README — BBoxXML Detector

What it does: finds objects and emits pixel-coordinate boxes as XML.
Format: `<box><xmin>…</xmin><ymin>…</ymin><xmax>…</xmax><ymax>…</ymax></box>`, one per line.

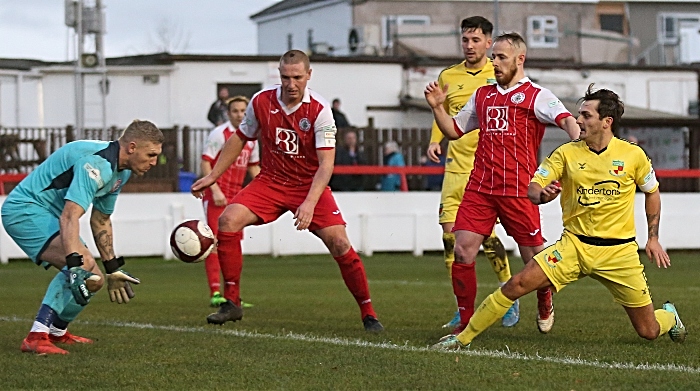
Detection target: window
<box><xmin>527</xmin><ymin>16</ymin><xmax>559</xmax><ymax>48</ymax></box>
<box><xmin>600</xmin><ymin>14</ymin><xmax>624</xmax><ymax>34</ymax></box>
<box><xmin>381</xmin><ymin>15</ymin><xmax>430</xmax><ymax>49</ymax></box>
<box><xmin>658</xmin><ymin>13</ymin><xmax>700</xmax><ymax>44</ymax></box>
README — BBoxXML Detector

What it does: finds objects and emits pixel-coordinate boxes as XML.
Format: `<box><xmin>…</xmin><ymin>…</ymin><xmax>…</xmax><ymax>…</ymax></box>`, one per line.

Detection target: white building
<box><xmin>0</xmin><ymin>54</ymin><xmax>697</xmax><ymax>130</ymax></box>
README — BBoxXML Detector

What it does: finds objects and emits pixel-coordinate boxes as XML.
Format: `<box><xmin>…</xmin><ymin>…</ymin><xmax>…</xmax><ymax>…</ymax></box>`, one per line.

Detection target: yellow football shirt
<box><xmin>430</xmin><ymin>60</ymin><xmax>496</xmax><ymax>174</ymax></box>
<box><xmin>532</xmin><ymin>137</ymin><xmax>659</xmax><ymax>239</ymax></box>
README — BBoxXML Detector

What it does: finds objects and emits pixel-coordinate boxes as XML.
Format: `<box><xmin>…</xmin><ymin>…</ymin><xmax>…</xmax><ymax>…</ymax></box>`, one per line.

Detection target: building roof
<box><xmin>0</xmin><ymin>58</ymin><xmax>55</xmax><ymax>71</ymax></box>
<box><xmin>250</xmin><ymin>0</ymin><xmax>324</xmax><ymax>20</ymax></box>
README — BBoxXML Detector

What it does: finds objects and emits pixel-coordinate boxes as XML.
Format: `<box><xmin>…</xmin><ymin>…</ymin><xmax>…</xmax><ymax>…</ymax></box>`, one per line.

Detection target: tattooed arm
<box><xmin>644</xmin><ymin>190</ymin><xmax>670</xmax><ymax>268</ymax></box>
<box><xmin>90</xmin><ymin>208</ymin><xmax>116</xmax><ymax>261</ymax></box>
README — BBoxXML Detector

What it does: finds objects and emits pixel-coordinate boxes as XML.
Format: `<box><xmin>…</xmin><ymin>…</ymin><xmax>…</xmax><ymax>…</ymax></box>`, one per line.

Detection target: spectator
<box><xmin>330</xmin><ymin>129</ymin><xmax>367</xmax><ymax>191</ymax></box>
<box><xmin>331</xmin><ymin>98</ymin><xmax>351</xmax><ymax>128</ymax></box>
<box><xmin>207</xmin><ymin>87</ymin><xmax>230</xmax><ymax>127</ymax></box>
<box><xmin>421</xmin><ymin>154</ymin><xmax>445</xmax><ymax>191</ymax></box>
<box><xmin>380</xmin><ymin>140</ymin><xmax>405</xmax><ymax>191</ymax></box>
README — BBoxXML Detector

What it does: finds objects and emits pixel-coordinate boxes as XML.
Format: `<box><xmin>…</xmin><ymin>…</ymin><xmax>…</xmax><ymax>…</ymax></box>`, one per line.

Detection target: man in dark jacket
<box><xmin>330</xmin><ymin>129</ymin><xmax>366</xmax><ymax>191</ymax></box>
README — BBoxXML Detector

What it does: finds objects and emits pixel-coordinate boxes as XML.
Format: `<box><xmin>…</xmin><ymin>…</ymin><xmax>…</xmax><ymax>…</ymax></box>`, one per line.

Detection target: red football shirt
<box><xmin>453</xmin><ymin>78</ymin><xmax>572</xmax><ymax>197</ymax></box>
<box><xmin>238</xmin><ymin>86</ymin><xmax>336</xmax><ymax>187</ymax></box>
<box><xmin>201</xmin><ymin>121</ymin><xmax>259</xmax><ymax>203</ymax></box>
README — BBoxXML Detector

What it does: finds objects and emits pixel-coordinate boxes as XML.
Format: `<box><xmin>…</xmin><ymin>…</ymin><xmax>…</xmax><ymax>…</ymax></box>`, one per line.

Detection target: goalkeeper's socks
<box><xmin>333</xmin><ymin>247</ymin><xmax>376</xmax><ymax>319</ymax></box>
<box><xmin>29</xmin><ymin>304</ymin><xmax>55</xmax><ymax>333</ymax></box>
<box><xmin>204</xmin><ymin>252</ymin><xmax>222</xmax><ymax>296</ymax></box>
<box><xmin>49</xmin><ymin>317</ymin><xmax>69</xmax><ymax>337</ymax></box>
<box><xmin>451</xmin><ymin>262</ymin><xmax>477</xmax><ymax>325</ymax></box>
<box><xmin>218</xmin><ymin>231</ymin><xmax>244</xmax><ymax>306</ymax></box>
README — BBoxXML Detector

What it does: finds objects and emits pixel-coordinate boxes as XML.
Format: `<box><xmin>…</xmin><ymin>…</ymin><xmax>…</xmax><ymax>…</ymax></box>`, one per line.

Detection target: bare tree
<box><xmin>149</xmin><ymin>17</ymin><xmax>191</xmax><ymax>53</ymax></box>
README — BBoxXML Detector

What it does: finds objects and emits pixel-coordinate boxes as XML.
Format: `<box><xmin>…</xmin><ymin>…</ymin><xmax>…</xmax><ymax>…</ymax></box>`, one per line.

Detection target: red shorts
<box><xmin>203</xmin><ymin>201</ymin><xmax>226</xmax><ymax>235</ymax></box>
<box><xmin>454</xmin><ymin>190</ymin><xmax>543</xmax><ymax>246</ymax></box>
<box><xmin>232</xmin><ymin>177</ymin><xmax>346</xmax><ymax>231</ymax></box>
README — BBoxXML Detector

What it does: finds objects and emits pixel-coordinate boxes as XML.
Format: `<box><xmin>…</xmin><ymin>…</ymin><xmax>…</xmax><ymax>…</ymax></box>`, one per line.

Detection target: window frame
<box><xmin>527</xmin><ymin>15</ymin><xmax>559</xmax><ymax>49</ymax></box>
<box><xmin>381</xmin><ymin>15</ymin><xmax>431</xmax><ymax>49</ymax></box>
<box><xmin>657</xmin><ymin>13</ymin><xmax>700</xmax><ymax>45</ymax></box>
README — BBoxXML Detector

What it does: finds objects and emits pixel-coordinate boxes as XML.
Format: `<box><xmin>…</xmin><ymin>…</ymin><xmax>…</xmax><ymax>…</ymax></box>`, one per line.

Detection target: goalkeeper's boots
<box><xmin>442</xmin><ymin>310</ymin><xmax>461</xmax><ymax>329</ymax></box>
<box><xmin>431</xmin><ymin>334</ymin><xmax>469</xmax><ymax>350</ymax></box>
<box><xmin>206</xmin><ymin>299</ymin><xmax>243</xmax><ymax>325</ymax></box>
<box><xmin>21</xmin><ymin>332</ymin><xmax>68</xmax><ymax>355</ymax></box>
<box><xmin>536</xmin><ymin>288</ymin><xmax>554</xmax><ymax>334</ymax></box>
<box><xmin>49</xmin><ymin>331</ymin><xmax>93</xmax><ymax>345</ymax></box>
<box><xmin>502</xmin><ymin>298</ymin><xmax>520</xmax><ymax>327</ymax></box>
<box><xmin>210</xmin><ymin>291</ymin><xmax>227</xmax><ymax>307</ymax></box>
<box><xmin>663</xmin><ymin>301</ymin><xmax>687</xmax><ymax>343</ymax></box>
<box><xmin>362</xmin><ymin>315</ymin><xmax>384</xmax><ymax>332</ymax></box>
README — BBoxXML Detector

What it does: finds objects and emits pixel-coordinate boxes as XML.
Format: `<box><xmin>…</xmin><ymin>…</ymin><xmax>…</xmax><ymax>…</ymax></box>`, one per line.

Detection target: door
<box><xmin>679</xmin><ymin>22</ymin><xmax>700</xmax><ymax>64</ymax></box>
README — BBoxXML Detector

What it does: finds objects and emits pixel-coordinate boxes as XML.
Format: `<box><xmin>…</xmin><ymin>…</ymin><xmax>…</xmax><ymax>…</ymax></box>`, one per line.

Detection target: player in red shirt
<box><xmin>425</xmin><ymin>32</ymin><xmax>580</xmax><ymax>336</ymax></box>
<box><xmin>200</xmin><ymin>96</ymin><xmax>260</xmax><ymax>309</ymax></box>
<box><xmin>192</xmin><ymin>50</ymin><xmax>383</xmax><ymax>332</ymax></box>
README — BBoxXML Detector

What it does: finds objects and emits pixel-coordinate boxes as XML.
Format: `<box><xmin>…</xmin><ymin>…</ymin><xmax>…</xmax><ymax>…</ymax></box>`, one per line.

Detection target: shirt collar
<box><xmin>497</xmin><ymin>77</ymin><xmax>530</xmax><ymax>93</ymax></box>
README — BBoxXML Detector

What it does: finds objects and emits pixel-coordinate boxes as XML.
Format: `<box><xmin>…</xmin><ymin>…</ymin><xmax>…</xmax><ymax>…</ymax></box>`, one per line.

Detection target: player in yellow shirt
<box><xmin>434</xmin><ymin>85</ymin><xmax>686</xmax><ymax>349</ymax></box>
<box><xmin>427</xmin><ymin>16</ymin><xmax>519</xmax><ymax>331</ymax></box>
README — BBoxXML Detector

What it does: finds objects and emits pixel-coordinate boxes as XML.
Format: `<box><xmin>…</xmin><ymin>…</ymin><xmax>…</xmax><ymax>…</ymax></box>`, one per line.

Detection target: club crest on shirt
<box><xmin>299</xmin><ymin>117</ymin><xmax>311</xmax><ymax>132</ymax></box>
<box><xmin>545</xmin><ymin>250</ymin><xmax>562</xmax><ymax>268</ymax></box>
<box><xmin>110</xmin><ymin>179</ymin><xmax>123</xmax><ymax>193</ymax></box>
<box><xmin>510</xmin><ymin>92</ymin><xmax>525</xmax><ymax>104</ymax></box>
<box><xmin>609</xmin><ymin>160</ymin><xmax>625</xmax><ymax>176</ymax></box>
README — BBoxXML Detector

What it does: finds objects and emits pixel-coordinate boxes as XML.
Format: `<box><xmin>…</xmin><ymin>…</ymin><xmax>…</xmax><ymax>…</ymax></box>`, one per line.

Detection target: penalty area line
<box><xmin>1</xmin><ymin>315</ymin><xmax>697</xmax><ymax>374</ymax></box>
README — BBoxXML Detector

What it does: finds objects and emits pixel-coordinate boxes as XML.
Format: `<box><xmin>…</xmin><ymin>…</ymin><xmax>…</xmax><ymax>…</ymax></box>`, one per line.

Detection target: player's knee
<box><xmin>325</xmin><ymin>235</ymin><xmax>351</xmax><ymax>256</ymax></box>
<box><xmin>218</xmin><ymin>211</ymin><xmax>239</xmax><ymax>232</ymax></box>
<box><xmin>454</xmin><ymin>245</ymin><xmax>475</xmax><ymax>265</ymax></box>
<box><xmin>501</xmin><ymin>274</ymin><xmax>528</xmax><ymax>299</ymax></box>
<box><xmin>635</xmin><ymin>324</ymin><xmax>660</xmax><ymax>340</ymax></box>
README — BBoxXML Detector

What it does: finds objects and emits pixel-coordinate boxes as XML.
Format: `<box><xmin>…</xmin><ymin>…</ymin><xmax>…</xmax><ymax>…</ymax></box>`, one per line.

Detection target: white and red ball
<box><xmin>170</xmin><ymin>220</ymin><xmax>215</xmax><ymax>263</ymax></box>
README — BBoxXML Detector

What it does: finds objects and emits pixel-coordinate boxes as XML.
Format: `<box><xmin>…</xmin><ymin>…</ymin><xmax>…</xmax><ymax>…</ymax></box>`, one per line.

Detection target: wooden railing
<box><xmin>0</xmin><ymin>125</ymin><xmax>180</xmax><ymax>193</ymax></box>
<box><xmin>2</xmin><ymin>124</ymin><xmax>699</xmax><ymax>193</ymax></box>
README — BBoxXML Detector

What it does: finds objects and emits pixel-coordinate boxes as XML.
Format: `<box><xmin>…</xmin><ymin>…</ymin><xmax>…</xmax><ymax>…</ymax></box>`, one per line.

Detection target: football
<box><xmin>170</xmin><ymin>220</ymin><xmax>215</xmax><ymax>263</ymax></box>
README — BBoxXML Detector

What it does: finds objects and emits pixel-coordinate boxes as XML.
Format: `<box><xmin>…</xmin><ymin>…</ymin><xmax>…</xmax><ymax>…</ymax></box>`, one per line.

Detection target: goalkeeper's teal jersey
<box><xmin>6</xmin><ymin>140</ymin><xmax>131</xmax><ymax>217</ymax></box>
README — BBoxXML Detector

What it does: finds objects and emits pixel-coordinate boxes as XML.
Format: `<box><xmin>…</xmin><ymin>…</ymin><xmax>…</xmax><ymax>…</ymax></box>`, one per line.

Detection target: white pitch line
<box><xmin>2</xmin><ymin>315</ymin><xmax>698</xmax><ymax>374</ymax></box>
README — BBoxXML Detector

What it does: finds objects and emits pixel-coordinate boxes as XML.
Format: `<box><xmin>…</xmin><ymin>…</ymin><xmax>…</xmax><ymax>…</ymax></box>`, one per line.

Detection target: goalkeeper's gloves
<box><xmin>66</xmin><ymin>253</ymin><xmax>96</xmax><ymax>306</ymax></box>
<box><xmin>104</xmin><ymin>256</ymin><xmax>140</xmax><ymax>304</ymax></box>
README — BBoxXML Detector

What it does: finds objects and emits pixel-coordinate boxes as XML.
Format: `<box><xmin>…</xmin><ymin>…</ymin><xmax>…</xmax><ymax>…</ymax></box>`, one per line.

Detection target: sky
<box><xmin>0</xmin><ymin>0</ymin><xmax>281</xmax><ymax>61</ymax></box>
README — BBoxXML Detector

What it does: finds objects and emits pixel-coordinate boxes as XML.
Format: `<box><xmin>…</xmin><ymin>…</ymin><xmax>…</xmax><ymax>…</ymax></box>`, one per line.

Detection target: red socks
<box><xmin>333</xmin><ymin>248</ymin><xmax>376</xmax><ymax>319</ymax></box>
<box><xmin>217</xmin><ymin>231</ymin><xmax>244</xmax><ymax>306</ymax></box>
<box><xmin>452</xmin><ymin>262</ymin><xmax>477</xmax><ymax>325</ymax></box>
<box><xmin>204</xmin><ymin>252</ymin><xmax>221</xmax><ymax>296</ymax></box>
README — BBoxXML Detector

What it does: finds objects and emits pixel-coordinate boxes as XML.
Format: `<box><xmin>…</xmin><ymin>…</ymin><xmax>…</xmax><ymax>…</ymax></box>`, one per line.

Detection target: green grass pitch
<box><xmin>0</xmin><ymin>251</ymin><xmax>698</xmax><ymax>390</ymax></box>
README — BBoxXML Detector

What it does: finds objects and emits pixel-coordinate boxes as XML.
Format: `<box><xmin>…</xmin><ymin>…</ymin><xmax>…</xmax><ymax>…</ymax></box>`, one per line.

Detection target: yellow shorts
<box><xmin>439</xmin><ymin>171</ymin><xmax>469</xmax><ymax>224</ymax></box>
<box><xmin>533</xmin><ymin>230</ymin><xmax>652</xmax><ymax>308</ymax></box>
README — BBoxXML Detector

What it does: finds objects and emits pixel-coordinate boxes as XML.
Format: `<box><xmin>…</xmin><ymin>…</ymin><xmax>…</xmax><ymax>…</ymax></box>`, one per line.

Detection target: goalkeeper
<box><xmin>1</xmin><ymin>120</ymin><xmax>163</xmax><ymax>355</ymax></box>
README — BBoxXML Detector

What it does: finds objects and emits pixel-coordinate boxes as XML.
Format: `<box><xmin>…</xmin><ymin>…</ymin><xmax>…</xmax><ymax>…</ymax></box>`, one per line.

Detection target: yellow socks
<box><xmin>483</xmin><ymin>232</ymin><xmax>511</xmax><ymax>283</ymax></box>
<box><xmin>443</xmin><ymin>232</ymin><xmax>456</xmax><ymax>279</ymax></box>
<box><xmin>654</xmin><ymin>308</ymin><xmax>676</xmax><ymax>337</ymax></box>
<box><xmin>457</xmin><ymin>287</ymin><xmax>514</xmax><ymax>346</ymax></box>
